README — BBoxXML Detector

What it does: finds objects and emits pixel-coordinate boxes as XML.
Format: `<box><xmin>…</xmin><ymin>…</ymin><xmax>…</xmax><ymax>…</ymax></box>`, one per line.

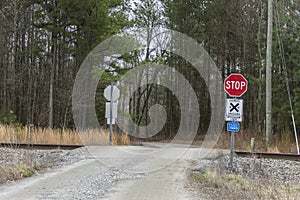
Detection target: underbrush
<box><xmin>0</xmin><ymin>163</ymin><xmax>35</xmax><ymax>183</ymax></box>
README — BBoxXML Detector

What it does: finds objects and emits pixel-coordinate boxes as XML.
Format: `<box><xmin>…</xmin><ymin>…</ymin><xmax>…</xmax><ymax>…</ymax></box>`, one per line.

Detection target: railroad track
<box><xmin>0</xmin><ymin>143</ymin><xmax>84</xmax><ymax>150</ymax></box>
<box><xmin>1</xmin><ymin>142</ymin><xmax>299</xmax><ymax>162</ymax></box>
<box><xmin>235</xmin><ymin>150</ymin><xmax>300</xmax><ymax>162</ymax></box>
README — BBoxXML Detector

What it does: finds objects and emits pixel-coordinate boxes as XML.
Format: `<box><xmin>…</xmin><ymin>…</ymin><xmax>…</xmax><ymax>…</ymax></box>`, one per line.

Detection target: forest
<box><xmin>1</xmin><ymin>0</ymin><xmax>300</xmax><ymax>147</ymax></box>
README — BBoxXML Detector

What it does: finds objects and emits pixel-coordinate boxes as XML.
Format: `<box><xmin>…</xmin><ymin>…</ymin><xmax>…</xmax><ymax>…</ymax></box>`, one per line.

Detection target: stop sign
<box><xmin>224</xmin><ymin>73</ymin><xmax>248</xmax><ymax>97</ymax></box>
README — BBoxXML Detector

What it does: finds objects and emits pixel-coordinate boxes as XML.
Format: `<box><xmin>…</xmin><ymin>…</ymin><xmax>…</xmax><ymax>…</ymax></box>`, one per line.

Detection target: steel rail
<box><xmin>1</xmin><ymin>143</ymin><xmax>300</xmax><ymax>162</ymax></box>
<box><xmin>0</xmin><ymin>143</ymin><xmax>84</xmax><ymax>150</ymax></box>
<box><xmin>235</xmin><ymin>150</ymin><xmax>300</xmax><ymax>162</ymax></box>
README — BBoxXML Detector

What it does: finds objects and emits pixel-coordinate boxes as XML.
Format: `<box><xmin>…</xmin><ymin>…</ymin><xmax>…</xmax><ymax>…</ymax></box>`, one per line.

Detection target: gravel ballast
<box><xmin>0</xmin><ymin>147</ymin><xmax>86</xmax><ymax>184</ymax></box>
<box><xmin>190</xmin><ymin>155</ymin><xmax>300</xmax><ymax>199</ymax></box>
<box><xmin>197</xmin><ymin>155</ymin><xmax>300</xmax><ymax>186</ymax></box>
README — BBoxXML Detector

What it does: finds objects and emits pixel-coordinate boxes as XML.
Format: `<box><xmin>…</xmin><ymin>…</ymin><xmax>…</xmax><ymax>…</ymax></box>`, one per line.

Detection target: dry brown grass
<box><xmin>267</xmin><ymin>146</ymin><xmax>280</xmax><ymax>153</ymax></box>
<box><xmin>0</xmin><ymin>124</ymin><xmax>130</xmax><ymax>145</ymax></box>
<box><xmin>0</xmin><ymin>125</ymin><xmax>130</xmax><ymax>184</ymax></box>
<box><xmin>213</xmin><ymin>130</ymin><xmax>299</xmax><ymax>153</ymax></box>
<box><xmin>0</xmin><ymin>163</ymin><xmax>35</xmax><ymax>183</ymax></box>
<box><xmin>190</xmin><ymin>170</ymin><xmax>300</xmax><ymax>200</ymax></box>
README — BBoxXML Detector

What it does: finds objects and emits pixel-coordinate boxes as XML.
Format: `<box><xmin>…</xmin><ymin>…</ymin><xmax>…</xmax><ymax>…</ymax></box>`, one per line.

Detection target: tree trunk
<box><xmin>49</xmin><ymin>34</ymin><xmax>57</xmax><ymax>129</ymax></box>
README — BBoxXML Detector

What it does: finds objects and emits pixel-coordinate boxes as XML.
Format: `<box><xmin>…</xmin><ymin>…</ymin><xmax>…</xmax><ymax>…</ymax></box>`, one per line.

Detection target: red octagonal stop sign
<box><xmin>224</xmin><ymin>73</ymin><xmax>248</xmax><ymax>97</ymax></box>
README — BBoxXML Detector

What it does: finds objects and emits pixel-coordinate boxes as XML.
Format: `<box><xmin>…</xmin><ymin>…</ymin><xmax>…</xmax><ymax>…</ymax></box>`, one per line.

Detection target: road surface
<box><xmin>0</xmin><ymin>144</ymin><xmax>225</xmax><ymax>200</ymax></box>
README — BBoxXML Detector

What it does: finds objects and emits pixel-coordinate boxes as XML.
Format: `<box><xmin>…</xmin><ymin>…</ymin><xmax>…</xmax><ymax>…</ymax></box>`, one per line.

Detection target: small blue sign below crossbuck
<box><xmin>227</xmin><ymin>121</ymin><xmax>240</xmax><ymax>132</ymax></box>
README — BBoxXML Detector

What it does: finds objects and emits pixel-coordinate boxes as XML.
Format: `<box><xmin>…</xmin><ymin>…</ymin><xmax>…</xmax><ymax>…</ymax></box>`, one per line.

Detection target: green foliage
<box><xmin>0</xmin><ymin>110</ymin><xmax>17</xmax><ymax>125</ymax></box>
<box><xmin>17</xmin><ymin>165</ymin><xmax>35</xmax><ymax>178</ymax></box>
<box><xmin>2</xmin><ymin>0</ymin><xmax>300</xmax><ymax>140</ymax></box>
<box><xmin>132</xmin><ymin>0</ymin><xmax>164</xmax><ymax>28</ymax></box>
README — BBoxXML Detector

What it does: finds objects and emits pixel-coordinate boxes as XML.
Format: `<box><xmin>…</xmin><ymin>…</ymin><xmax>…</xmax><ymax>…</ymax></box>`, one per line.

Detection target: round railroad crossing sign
<box><xmin>104</xmin><ymin>85</ymin><xmax>120</xmax><ymax>101</ymax></box>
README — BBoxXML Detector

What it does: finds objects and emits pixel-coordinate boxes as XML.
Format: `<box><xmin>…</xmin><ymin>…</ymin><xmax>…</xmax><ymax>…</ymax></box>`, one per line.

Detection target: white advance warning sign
<box><xmin>225</xmin><ymin>98</ymin><xmax>243</xmax><ymax>122</ymax></box>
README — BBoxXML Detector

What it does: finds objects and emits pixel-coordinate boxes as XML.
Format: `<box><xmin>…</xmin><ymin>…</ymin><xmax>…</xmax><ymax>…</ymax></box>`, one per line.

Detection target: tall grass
<box><xmin>215</xmin><ymin>129</ymin><xmax>299</xmax><ymax>153</ymax></box>
<box><xmin>0</xmin><ymin>124</ymin><xmax>130</xmax><ymax>145</ymax></box>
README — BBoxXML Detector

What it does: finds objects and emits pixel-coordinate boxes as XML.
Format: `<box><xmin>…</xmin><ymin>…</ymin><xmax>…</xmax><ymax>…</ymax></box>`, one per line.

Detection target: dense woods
<box><xmin>1</xmin><ymin>0</ymin><xmax>300</xmax><ymax>144</ymax></box>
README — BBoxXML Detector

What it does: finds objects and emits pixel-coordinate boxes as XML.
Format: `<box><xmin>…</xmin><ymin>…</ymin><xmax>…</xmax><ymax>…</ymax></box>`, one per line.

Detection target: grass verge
<box><xmin>0</xmin><ymin>163</ymin><xmax>35</xmax><ymax>183</ymax></box>
<box><xmin>0</xmin><ymin>148</ymin><xmax>68</xmax><ymax>184</ymax></box>
<box><xmin>190</xmin><ymin>170</ymin><xmax>300</xmax><ymax>199</ymax></box>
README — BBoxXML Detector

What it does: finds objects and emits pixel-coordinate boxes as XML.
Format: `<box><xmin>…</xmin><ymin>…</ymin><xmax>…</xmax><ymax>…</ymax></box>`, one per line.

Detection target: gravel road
<box><xmin>0</xmin><ymin>145</ymin><xmax>221</xmax><ymax>200</ymax></box>
<box><xmin>3</xmin><ymin>144</ymin><xmax>297</xmax><ymax>199</ymax></box>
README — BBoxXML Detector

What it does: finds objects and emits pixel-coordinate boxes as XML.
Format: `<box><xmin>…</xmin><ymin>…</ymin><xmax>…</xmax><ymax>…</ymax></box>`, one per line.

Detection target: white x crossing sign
<box><xmin>225</xmin><ymin>98</ymin><xmax>243</xmax><ymax>122</ymax></box>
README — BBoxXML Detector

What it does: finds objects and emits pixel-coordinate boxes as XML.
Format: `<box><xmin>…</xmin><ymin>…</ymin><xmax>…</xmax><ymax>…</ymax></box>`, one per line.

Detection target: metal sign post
<box><xmin>229</xmin><ymin>131</ymin><xmax>235</xmax><ymax>170</ymax></box>
<box><xmin>227</xmin><ymin>121</ymin><xmax>239</xmax><ymax>171</ymax></box>
<box><xmin>104</xmin><ymin>85</ymin><xmax>120</xmax><ymax>145</ymax></box>
<box><xmin>224</xmin><ymin>73</ymin><xmax>248</xmax><ymax>172</ymax></box>
<box><xmin>109</xmin><ymin>84</ymin><xmax>113</xmax><ymax>145</ymax></box>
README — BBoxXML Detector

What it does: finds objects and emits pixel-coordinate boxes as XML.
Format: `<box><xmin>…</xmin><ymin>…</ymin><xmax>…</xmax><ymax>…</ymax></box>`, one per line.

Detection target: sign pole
<box><xmin>224</xmin><ymin>73</ymin><xmax>248</xmax><ymax>171</ymax></box>
<box><xmin>104</xmin><ymin>84</ymin><xmax>120</xmax><ymax>145</ymax></box>
<box><xmin>229</xmin><ymin>131</ymin><xmax>235</xmax><ymax>171</ymax></box>
<box><xmin>109</xmin><ymin>84</ymin><xmax>113</xmax><ymax>145</ymax></box>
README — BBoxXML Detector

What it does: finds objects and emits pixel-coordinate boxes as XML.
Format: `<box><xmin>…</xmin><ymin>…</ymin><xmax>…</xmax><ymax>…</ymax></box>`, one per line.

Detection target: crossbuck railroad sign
<box><xmin>225</xmin><ymin>98</ymin><xmax>243</xmax><ymax>122</ymax></box>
